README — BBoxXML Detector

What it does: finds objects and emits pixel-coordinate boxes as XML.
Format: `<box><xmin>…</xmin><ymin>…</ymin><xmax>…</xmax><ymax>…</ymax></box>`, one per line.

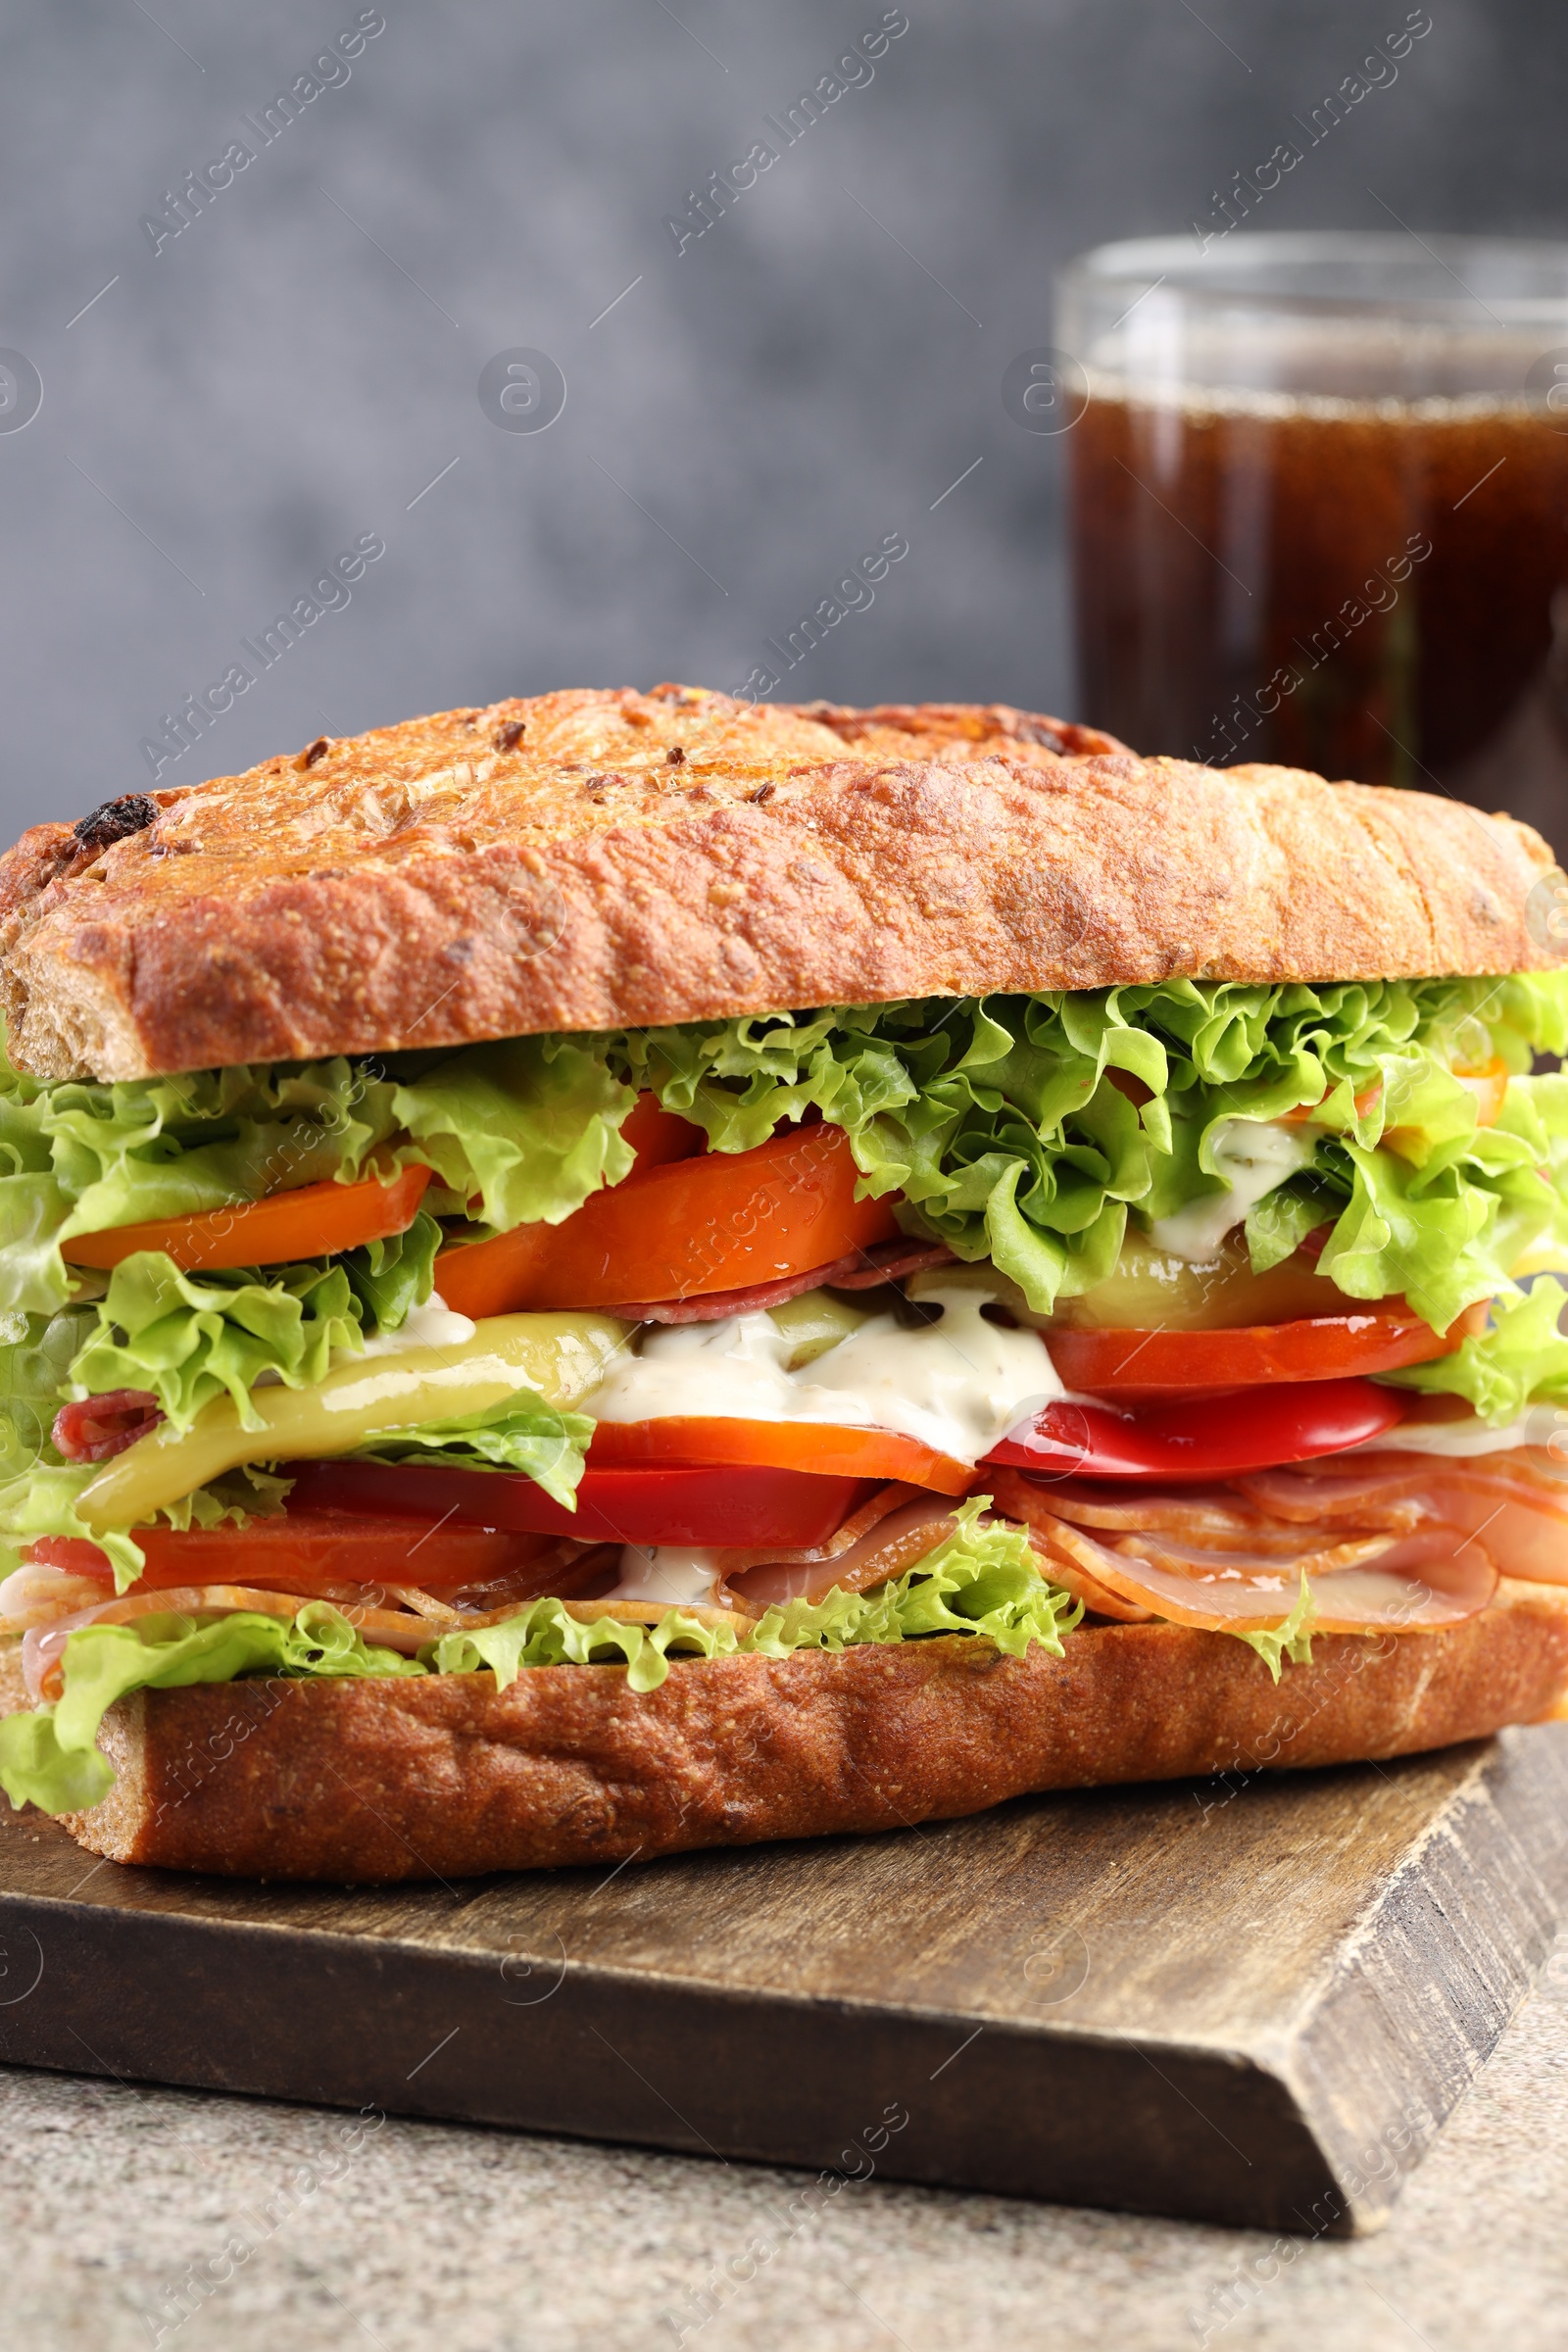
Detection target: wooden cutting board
<box><xmin>2</xmin><ymin>1726</ymin><xmax>1565</xmax><ymax>2234</ymax></box>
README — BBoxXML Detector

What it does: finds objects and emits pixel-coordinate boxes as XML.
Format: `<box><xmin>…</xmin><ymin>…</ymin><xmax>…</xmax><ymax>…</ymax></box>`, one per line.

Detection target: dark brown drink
<box><xmin>1069</xmin><ymin>390</ymin><xmax>1568</xmax><ymax>825</ymax></box>
<box><xmin>1057</xmin><ymin>236</ymin><xmax>1568</xmax><ymax>835</ymax></box>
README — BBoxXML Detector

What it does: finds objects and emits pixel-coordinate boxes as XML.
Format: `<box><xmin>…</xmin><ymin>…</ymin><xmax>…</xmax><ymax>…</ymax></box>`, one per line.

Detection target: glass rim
<box><xmin>1058</xmin><ymin>230</ymin><xmax>1568</xmax><ymax>324</ymax></box>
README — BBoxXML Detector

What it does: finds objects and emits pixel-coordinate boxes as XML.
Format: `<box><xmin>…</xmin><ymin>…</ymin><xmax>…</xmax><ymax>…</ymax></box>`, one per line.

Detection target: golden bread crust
<box><xmin>0</xmin><ymin>686</ymin><xmax>1553</xmax><ymax>1080</ymax></box>
<box><xmin>45</xmin><ymin>1583</ymin><xmax>1568</xmax><ymax>1881</ymax></box>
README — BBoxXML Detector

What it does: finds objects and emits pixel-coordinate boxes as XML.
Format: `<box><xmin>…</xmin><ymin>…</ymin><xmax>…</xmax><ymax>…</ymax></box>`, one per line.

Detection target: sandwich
<box><xmin>1</xmin><ymin>681</ymin><xmax>1567</xmax><ymax>1885</ymax></box>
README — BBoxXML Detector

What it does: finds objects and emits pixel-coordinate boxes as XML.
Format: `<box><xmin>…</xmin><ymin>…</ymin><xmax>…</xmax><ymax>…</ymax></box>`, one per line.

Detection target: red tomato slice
<box><xmin>985</xmin><ymin>1377</ymin><xmax>1408</xmax><ymax>1483</ymax></box>
<box><xmin>619</xmin><ymin>1091</ymin><xmax>707</xmax><ymax>1173</ymax></box>
<box><xmin>585</xmin><ymin>1415</ymin><xmax>974</xmax><ymax>1496</ymax></box>
<box><xmin>25</xmin><ymin>1510</ymin><xmax>549</xmax><ymax>1593</ymax></box>
<box><xmin>63</xmin><ymin>1163</ymin><xmax>432</xmax><ymax>1273</ymax></box>
<box><xmin>283</xmin><ymin>1458</ymin><xmax>877</xmax><ymax>1548</ymax></box>
<box><xmin>1048</xmin><ymin>1302</ymin><xmax>1483</xmax><ymax>1400</ymax></box>
<box><xmin>435</xmin><ymin>1120</ymin><xmax>901</xmax><ymax>1319</ymax></box>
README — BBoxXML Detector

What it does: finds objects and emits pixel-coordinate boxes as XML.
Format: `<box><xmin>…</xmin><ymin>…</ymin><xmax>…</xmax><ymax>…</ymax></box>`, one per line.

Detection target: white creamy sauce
<box><xmin>348</xmin><ymin>1292</ymin><xmax>478</xmax><ymax>1363</ymax></box>
<box><xmin>1148</xmin><ymin>1119</ymin><xmax>1317</xmax><ymax>1262</ymax></box>
<box><xmin>611</xmin><ymin>1545</ymin><xmax>724</xmax><ymax>1606</ymax></box>
<box><xmin>1348</xmin><ymin>1405</ymin><xmax>1568</xmax><ymax>1457</ymax></box>
<box><xmin>582</xmin><ymin>1286</ymin><xmax>1063</xmax><ymax>1466</ymax></box>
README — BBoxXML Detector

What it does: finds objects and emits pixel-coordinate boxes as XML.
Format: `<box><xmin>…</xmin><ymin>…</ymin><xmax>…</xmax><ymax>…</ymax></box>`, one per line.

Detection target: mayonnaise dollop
<box><xmin>581</xmin><ymin>1286</ymin><xmax>1063</xmax><ymax>1466</ymax></box>
<box><xmin>1149</xmin><ymin>1119</ymin><xmax>1317</xmax><ymax>1262</ymax></box>
<box><xmin>348</xmin><ymin>1293</ymin><xmax>478</xmax><ymax>1364</ymax></box>
<box><xmin>1347</xmin><ymin>1404</ymin><xmax>1568</xmax><ymax>1457</ymax></box>
<box><xmin>611</xmin><ymin>1546</ymin><xmax>724</xmax><ymax>1606</ymax></box>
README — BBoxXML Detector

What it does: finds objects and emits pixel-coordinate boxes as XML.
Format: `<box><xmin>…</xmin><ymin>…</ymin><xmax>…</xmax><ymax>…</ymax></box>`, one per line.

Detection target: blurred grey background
<box><xmin>1</xmin><ymin>0</ymin><xmax>1564</xmax><ymax>837</ymax></box>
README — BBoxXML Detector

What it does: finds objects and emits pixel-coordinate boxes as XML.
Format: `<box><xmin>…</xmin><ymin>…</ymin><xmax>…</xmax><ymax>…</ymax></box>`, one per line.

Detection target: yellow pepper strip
<box><xmin>75</xmin><ymin>1312</ymin><xmax>629</xmax><ymax>1533</ymax></box>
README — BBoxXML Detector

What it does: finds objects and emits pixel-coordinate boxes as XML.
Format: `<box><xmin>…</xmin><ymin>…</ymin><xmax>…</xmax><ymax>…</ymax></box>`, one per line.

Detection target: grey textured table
<box><xmin>3</xmin><ymin>1921</ymin><xmax>1566</xmax><ymax>2351</ymax></box>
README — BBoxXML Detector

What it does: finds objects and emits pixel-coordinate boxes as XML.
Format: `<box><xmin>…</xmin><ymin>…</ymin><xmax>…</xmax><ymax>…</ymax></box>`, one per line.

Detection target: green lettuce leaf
<box><xmin>389</xmin><ymin>1038</ymin><xmax>639</xmax><ymax>1232</ymax></box>
<box><xmin>1303</xmin><ymin>1066</ymin><xmax>1568</xmax><ymax>1332</ymax></box>
<box><xmin>65</xmin><ymin>1253</ymin><xmax>363</xmax><ymax>1435</ymax></box>
<box><xmin>339</xmin><ymin>1208</ymin><xmax>442</xmax><ymax>1332</ymax></box>
<box><xmin>11</xmin><ymin>975</ymin><xmax>1566</xmax><ymax>1338</ymax></box>
<box><xmin>0</xmin><ymin>1051</ymin><xmax>405</xmax><ymax>1316</ymax></box>
<box><xmin>1233</xmin><ymin>1570</ymin><xmax>1318</xmax><ymax>1682</ymax></box>
<box><xmin>741</xmin><ymin>1497</ymin><xmax>1083</xmax><ymax>1664</ymax></box>
<box><xmin>431</xmin><ymin>1498</ymin><xmax>1084</xmax><ymax>1691</ymax></box>
<box><xmin>0</xmin><ymin>1019</ymin><xmax>659</xmax><ymax>1307</ymax></box>
<box><xmin>428</xmin><ymin>1597</ymin><xmax>738</xmax><ymax>1695</ymax></box>
<box><xmin>0</xmin><ymin>1305</ymin><xmax>154</xmax><ymax>1583</ymax></box>
<box><xmin>62</xmin><ymin>1211</ymin><xmax>444</xmax><ymax>1436</ymax></box>
<box><xmin>354</xmin><ymin>1395</ymin><xmax>594</xmax><ymax>1508</ymax></box>
<box><xmin>1385</xmin><ymin>1277</ymin><xmax>1568</xmax><ymax>1424</ymax></box>
<box><xmin>0</xmin><ymin>1604</ymin><xmax>422</xmax><ymax>1813</ymax></box>
<box><xmin>0</xmin><ymin>1460</ymin><xmax>149</xmax><ymax>1587</ymax></box>
<box><xmin>620</xmin><ymin>976</ymin><xmax>1568</xmax><ymax>1319</ymax></box>
<box><xmin>0</xmin><ymin>1306</ymin><xmax>89</xmax><ymax>1481</ymax></box>
<box><xmin>0</xmin><ymin>1288</ymin><xmax>301</xmax><ymax>1587</ymax></box>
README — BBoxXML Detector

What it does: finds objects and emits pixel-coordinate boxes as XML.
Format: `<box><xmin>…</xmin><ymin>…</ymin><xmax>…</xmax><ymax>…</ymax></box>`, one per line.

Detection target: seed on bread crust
<box><xmin>71</xmin><ymin>795</ymin><xmax>158</xmax><ymax>858</ymax></box>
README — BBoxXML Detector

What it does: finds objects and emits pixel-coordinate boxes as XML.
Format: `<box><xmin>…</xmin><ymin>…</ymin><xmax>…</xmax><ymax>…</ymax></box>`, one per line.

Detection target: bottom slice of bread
<box><xmin>29</xmin><ymin>1581</ymin><xmax>1568</xmax><ymax>1880</ymax></box>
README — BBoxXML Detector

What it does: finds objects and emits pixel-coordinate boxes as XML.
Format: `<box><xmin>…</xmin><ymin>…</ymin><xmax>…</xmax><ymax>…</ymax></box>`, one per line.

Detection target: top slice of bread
<box><xmin>0</xmin><ymin>684</ymin><xmax>1555</xmax><ymax>1081</ymax></box>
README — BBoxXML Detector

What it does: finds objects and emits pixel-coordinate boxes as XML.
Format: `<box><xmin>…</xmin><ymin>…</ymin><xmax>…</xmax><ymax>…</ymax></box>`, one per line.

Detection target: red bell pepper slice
<box><xmin>983</xmin><ymin>1377</ymin><xmax>1408</xmax><ymax>1483</ymax></box>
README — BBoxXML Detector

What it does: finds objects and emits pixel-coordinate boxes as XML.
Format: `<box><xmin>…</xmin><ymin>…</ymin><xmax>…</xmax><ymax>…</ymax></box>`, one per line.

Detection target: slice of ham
<box><xmin>1236</xmin><ymin>1450</ymin><xmax>1568</xmax><ymax>1585</ymax></box>
<box><xmin>423</xmin><ymin>1541</ymin><xmax>618</xmax><ymax>1613</ymax></box>
<box><xmin>996</xmin><ymin>1481</ymin><xmax>1280</xmax><ymax>1539</ymax></box>
<box><xmin>1035</xmin><ymin>1507</ymin><xmax>1282</xmax><ymax>1625</ymax></box>
<box><xmin>1021</xmin><ymin>1478</ymin><xmax>1409</xmax><ymax>1553</ymax></box>
<box><xmin>0</xmin><ymin>1564</ymin><xmax>113</xmax><ymax>1631</ymax></box>
<box><xmin>52</xmin><ymin>1389</ymin><xmax>163</xmax><ymax>1463</ymax></box>
<box><xmin>1238</xmin><ymin>1446</ymin><xmax>1568</xmax><ymax>1517</ymax></box>
<box><xmin>721</xmin><ymin>1494</ymin><xmax>958</xmax><ymax>1610</ymax></box>
<box><xmin>1307</xmin><ymin>1532</ymin><xmax>1499</xmax><ymax>1630</ymax></box>
<box><xmin>1019</xmin><ymin>1539</ymin><xmax>1152</xmax><ymax>1623</ymax></box>
<box><xmin>605</xmin><ymin>1238</ymin><xmax>956</xmax><ymax>1323</ymax></box>
<box><xmin>1116</xmin><ymin>1530</ymin><xmax>1398</xmax><ymax>1577</ymax></box>
<box><xmin>1019</xmin><ymin>1509</ymin><xmax>1495</xmax><ymax>1634</ymax></box>
<box><xmin>991</xmin><ymin>1465</ymin><xmax>1500</xmax><ymax>1633</ymax></box>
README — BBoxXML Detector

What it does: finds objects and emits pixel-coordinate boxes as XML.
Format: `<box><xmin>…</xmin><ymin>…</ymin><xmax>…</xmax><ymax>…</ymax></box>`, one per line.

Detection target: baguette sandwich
<box><xmin>2</xmin><ymin>682</ymin><xmax>1568</xmax><ymax>1883</ymax></box>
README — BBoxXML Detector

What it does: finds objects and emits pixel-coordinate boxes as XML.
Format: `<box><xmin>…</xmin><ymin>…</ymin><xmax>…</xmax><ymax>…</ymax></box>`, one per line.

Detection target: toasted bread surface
<box><xmin>0</xmin><ymin>686</ymin><xmax>1553</xmax><ymax>1080</ymax></box>
<box><xmin>24</xmin><ymin>1583</ymin><xmax>1568</xmax><ymax>1881</ymax></box>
